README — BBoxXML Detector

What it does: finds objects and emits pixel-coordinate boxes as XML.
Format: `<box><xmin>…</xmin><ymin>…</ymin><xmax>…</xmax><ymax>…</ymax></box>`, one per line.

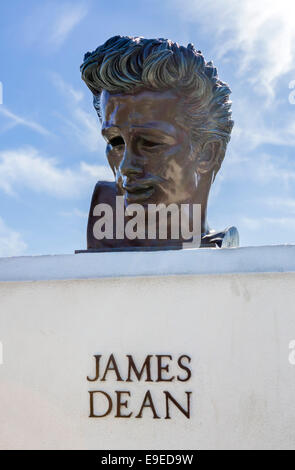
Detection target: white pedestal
<box><xmin>0</xmin><ymin>246</ymin><xmax>295</xmax><ymax>450</ymax></box>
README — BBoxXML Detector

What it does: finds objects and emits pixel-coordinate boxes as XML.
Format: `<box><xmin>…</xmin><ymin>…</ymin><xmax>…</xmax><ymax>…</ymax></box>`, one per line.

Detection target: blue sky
<box><xmin>0</xmin><ymin>0</ymin><xmax>295</xmax><ymax>256</ymax></box>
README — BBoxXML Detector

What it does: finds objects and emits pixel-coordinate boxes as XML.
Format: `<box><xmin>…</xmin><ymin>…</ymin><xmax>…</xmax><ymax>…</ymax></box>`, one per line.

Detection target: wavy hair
<box><xmin>81</xmin><ymin>35</ymin><xmax>234</xmax><ymax>175</ymax></box>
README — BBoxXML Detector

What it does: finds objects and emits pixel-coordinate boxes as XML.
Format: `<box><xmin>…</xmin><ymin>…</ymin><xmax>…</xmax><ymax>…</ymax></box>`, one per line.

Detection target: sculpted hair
<box><xmin>81</xmin><ymin>35</ymin><xmax>234</xmax><ymax>175</ymax></box>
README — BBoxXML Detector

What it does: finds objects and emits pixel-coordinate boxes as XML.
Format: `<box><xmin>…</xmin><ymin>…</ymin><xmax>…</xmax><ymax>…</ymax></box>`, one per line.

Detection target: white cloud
<box><xmin>0</xmin><ymin>217</ymin><xmax>27</xmax><ymax>257</ymax></box>
<box><xmin>59</xmin><ymin>208</ymin><xmax>88</xmax><ymax>218</ymax></box>
<box><xmin>0</xmin><ymin>106</ymin><xmax>51</xmax><ymax>136</ymax></box>
<box><xmin>250</xmin><ymin>154</ymin><xmax>295</xmax><ymax>186</ymax></box>
<box><xmin>220</xmin><ymin>150</ymin><xmax>295</xmax><ymax>192</ymax></box>
<box><xmin>173</xmin><ymin>0</ymin><xmax>295</xmax><ymax>99</ymax></box>
<box><xmin>49</xmin><ymin>4</ymin><xmax>88</xmax><ymax>47</ymax></box>
<box><xmin>51</xmin><ymin>73</ymin><xmax>105</xmax><ymax>153</ymax></box>
<box><xmin>23</xmin><ymin>2</ymin><xmax>88</xmax><ymax>49</ymax></box>
<box><xmin>230</xmin><ymin>99</ymin><xmax>295</xmax><ymax>151</ymax></box>
<box><xmin>0</xmin><ymin>147</ymin><xmax>113</xmax><ymax>199</ymax></box>
<box><xmin>264</xmin><ymin>197</ymin><xmax>295</xmax><ymax>214</ymax></box>
<box><xmin>240</xmin><ymin>217</ymin><xmax>262</xmax><ymax>231</ymax></box>
<box><xmin>56</xmin><ymin>107</ymin><xmax>103</xmax><ymax>152</ymax></box>
<box><xmin>50</xmin><ymin>73</ymin><xmax>84</xmax><ymax>103</ymax></box>
<box><xmin>241</xmin><ymin>216</ymin><xmax>295</xmax><ymax>231</ymax></box>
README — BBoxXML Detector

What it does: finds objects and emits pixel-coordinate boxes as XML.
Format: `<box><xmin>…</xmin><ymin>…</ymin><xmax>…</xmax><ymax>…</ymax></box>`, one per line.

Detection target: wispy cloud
<box><xmin>246</xmin><ymin>154</ymin><xmax>295</xmax><ymax>187</ymax></box>
<box><xmin>264</xmin><ymin>197</ymin><xmax>295</xmax><ymax>215</ymax></box>
<box><xmin>230</xmin><ymin>101</ymin><xmax>295</xmax><ymax>151</ymax></box>
<box><xmin>0</xmin><ymin>217</ymin><xmax>27</xmax><ymax>257</ymax></box>
<box><xmin>173</xmin><ymin>0</ymin><xmax>295</xmax><ymax>99</ymax></box>
<box><xmin>49</xmin><ymin>4</ymin><xmax>88</xmax><ymax>47</ymax></box>
<box><xmin>50</xmin><ymin>72</ymin><xmax>84</xmax><ymax>103</ymax></box>
<box><xmin>0</xmin><ymin>147</ymin><xmax>113</xmax><ymax>198</ymax></box>
<box><xmin>0</xmin><ymin>106</ymin><xmax>51</xmax><ymax>136</ymax></box>
<box><xmin>23</xmin><ymin>1</ymin><xmax>88</xmax><ymax>50</ymax></box>
<box><xmin>221</xmin><ymin>151</ymin><xmax>295</xmax><ymax>189</ymax></box>
<box><xmin>59</xmin><ymin>208</ymin><xmax>88</xmax><ymax>218</ymax></box>
<box><xmin>241</xmin><ymin>216</ymin><xmax>295</xmax><ymax>232</ymax></box>
<box><xmin>56</xmin><ymin>108</ymin><xmax>103</xmax><ymax>152</ymax></box>
<box><xmin>51</xmin><ymin>73</ymin><xmax>105</xmax><ymax>153</ymax></box>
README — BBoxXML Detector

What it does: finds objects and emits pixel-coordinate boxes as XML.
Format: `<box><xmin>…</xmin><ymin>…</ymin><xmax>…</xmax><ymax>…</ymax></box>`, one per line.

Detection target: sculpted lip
<box><xmin>123</xmin><ymin>183</ymin><xmax>155</xmax><ymax>202</ymax></box>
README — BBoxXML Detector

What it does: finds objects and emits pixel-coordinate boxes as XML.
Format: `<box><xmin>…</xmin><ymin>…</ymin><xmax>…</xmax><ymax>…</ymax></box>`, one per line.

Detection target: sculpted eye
<box><xmin>140</xmin><ymin>138</ymin><xmax>161</xmax><ymax>148</ymax></box>
<box><xmin>109</xmin><ymin>136</ymin><xmax>125</xmax><ymax>147</ymax></box>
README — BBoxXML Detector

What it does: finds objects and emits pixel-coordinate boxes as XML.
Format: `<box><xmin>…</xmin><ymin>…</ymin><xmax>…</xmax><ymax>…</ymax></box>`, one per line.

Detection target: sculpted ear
<box><xmin>195</xmin><ymin>141</ymin><xmax>223</xmax><ymax>175</ymax></box>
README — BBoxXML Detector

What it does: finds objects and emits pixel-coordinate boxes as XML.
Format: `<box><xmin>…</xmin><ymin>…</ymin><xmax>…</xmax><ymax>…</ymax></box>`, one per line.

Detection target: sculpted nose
<box><xmin>119</xmin><ymin>147</ymin><xmax>143</xmax><ymax>177</ymax></box>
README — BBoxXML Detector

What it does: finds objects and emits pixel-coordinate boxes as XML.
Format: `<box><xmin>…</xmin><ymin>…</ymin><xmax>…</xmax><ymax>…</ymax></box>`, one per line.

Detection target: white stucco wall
<box><xmin>0</xmin><ymin>244</ymin><xmax>295</xmax><ymax>282</ymax></box>
<box><xmin>0</xmin><ymin>246</ymin><xmax>295</xmax><ymax>450</ymax></box>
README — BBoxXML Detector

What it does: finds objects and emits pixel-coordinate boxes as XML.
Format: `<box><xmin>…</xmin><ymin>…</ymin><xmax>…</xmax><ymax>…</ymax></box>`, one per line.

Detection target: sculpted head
<box><xmin>81</xmin><ymin>35</ymin><xmax>233</xmax><ymax>234</ymax></box>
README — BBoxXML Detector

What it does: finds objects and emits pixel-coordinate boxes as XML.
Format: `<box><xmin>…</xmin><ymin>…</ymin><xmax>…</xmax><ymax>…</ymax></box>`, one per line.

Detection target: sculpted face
<box><xmin>100</xmin><ymin>89</ymin><xmax>198</xmax><ymax>207</ymax></box>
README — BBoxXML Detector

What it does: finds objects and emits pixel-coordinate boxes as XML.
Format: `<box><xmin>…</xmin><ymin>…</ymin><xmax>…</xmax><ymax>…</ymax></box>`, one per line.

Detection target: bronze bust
<box><xmin>80</xmin><ymin>36</ymin><xmax>239</xmax><ymax>251</ymax></box>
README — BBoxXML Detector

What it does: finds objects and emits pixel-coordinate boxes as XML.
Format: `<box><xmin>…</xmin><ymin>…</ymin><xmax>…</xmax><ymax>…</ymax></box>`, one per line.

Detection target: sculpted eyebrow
<box><xmin>132</xmin><ymin>122</ymin><xmax>175</xmax><ymax>133</ymax></box>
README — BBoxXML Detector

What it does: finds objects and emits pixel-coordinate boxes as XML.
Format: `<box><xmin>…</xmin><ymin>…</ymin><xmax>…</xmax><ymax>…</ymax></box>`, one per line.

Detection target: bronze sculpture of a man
<box><xmin>80</xmin><ymin>35</ymin><xmax>239</xmax><ymax>250</ymax></box>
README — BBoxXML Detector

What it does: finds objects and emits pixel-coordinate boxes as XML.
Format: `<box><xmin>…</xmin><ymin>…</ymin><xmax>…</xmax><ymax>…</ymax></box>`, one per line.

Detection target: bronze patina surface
<box><xmin>80</xmin><ymin>36</ymin><xmax>239</xmax><ymax>250</ymax></box>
